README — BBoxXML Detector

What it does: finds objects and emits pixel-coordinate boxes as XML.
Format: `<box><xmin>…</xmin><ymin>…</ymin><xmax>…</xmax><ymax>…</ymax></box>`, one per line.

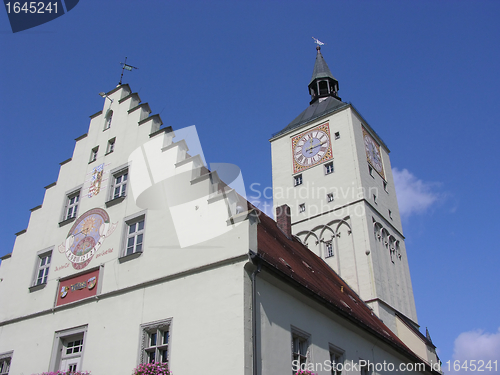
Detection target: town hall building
<box><xmin>0</xmin><ymin>47</ymin><xmax>440</xmax><ymax>375</ymax></box>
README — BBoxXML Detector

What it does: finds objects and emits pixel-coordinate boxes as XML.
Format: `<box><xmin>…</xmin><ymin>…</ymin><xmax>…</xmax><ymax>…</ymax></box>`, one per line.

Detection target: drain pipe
<box><xmin>250</xmin><ymin>251</ymin><xmax>262</xmax><ymax>375</ymax></box>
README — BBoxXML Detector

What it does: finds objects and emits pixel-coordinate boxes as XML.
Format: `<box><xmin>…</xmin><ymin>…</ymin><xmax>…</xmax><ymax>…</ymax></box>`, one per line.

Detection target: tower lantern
<box><xmin>308</xmin><ymin>45</ymin><xmax>340</xmax><ymax>103</ymax></box>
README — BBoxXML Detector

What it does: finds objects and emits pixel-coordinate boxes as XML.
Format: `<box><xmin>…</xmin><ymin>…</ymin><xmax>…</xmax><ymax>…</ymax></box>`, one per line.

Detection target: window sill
<box><xmin>59</xmin><ymin>217</ymin><xmax>76</xmax><ymax>227</ymax></box>
<box><xmin>29</xmin><ymin>283</ymin><xmax>47</xmax><ymax>292</ymax></box>
<box><xmin>105</xmin><ymin>196</ymin><xmax>126</xmax><ymax>208</ymax></box>
<box><xmin>118</xmin><ymin>251</ymin><xmax>142</xmax><ymax>264</ymax></box>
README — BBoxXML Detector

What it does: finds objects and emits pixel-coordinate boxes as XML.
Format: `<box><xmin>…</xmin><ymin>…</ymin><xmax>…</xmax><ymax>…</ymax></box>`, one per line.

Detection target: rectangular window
<box><xmin>299</xmin><ymin>203</ymin><xmax>305</xmax><ymax>213</ymax></box>
<box><xmin>50</xmin><ymin>326</ymin><xmax>87</xmax><ymax>373</ymax></box>
<box><xmin>329</xmin><ymin>345</ymin><xmax>344</xmax><ymax>375</ymax></box>
<box><xmin>35</xmin><ymin>251</ymin><xmax>52</xmax><ymax>286</ymax></box>
<box><xmin>368</xmin><ymin>165</ymin><xmax>374</xmax><ymax>177</ymax></box>
<box><xmin>106</xmin><ymin>138</ymin><xmax>115</xmax><ymax>154</ymax></box>
<box><xmin>294</xmin><ymin>174</ymin><xmax>303</xmax><ymax>187</ymax></box>
<box><xmin>90</xmin><ymin>147</ymin><xmax>98</xmax><ymax>163</ymax></box>
<box><xmin>65</xmin><ymin>191</ymin><xmax>80</xmax><ymax>220</ymax></box>
<box><xmin>126</xmin><ymin>216</ymin><xmax>145</xmax><ymax>256</ymax></box>
<box><xmin>291</xmin><ymin>328</ymin><xmax>310</xmax><ymax>374</ymax></box>
<box><xmin>373</xmin><ymin>194</ymin><xmax>377</xmax><ymax>204</ymax></box>
<box><xmin>327</xmin><ymin>193</ymin><xmax>334</xmax><ymax>202</ymax></box>
<box><xmin>325</xmin><ymin>242</ymin><xmax>333</xmax><ymax>258</ymax></box>
<box><xmin>325</xmin><ymin>162</ymin><xmax>334</xmax><ymax>175</ymax></box>
<box><xmin>383</xmin><ymin>180</ymin><xmax>388</xmax><ymax>192</ymax></box>
<box><xmin>140</xmin><ymin>319</ymin><xmax>171</xmax><ymax>365</ymax></box>
<box><xmin>0</xmin><ymin>352</ymin><xmax>12</xmax><ymax>375</ymax></box>
<box><xmin>360</xmin><ymin>364</ymin><xmax>371</xmax><ymax>375</ymax></box>
<box><xmin>388</xmin><ymin>209</ymin><xmax>392</xmax><ymax>219</ymax></box>
<box><xmin>113</xmin><ymin>170</ymin><xmax>128</xmax><ymax>199</ymax></box>
<box><xmin>334</xmin><ymin>132</ymin><xmax>340</xmax><ymax>140</ymax></box>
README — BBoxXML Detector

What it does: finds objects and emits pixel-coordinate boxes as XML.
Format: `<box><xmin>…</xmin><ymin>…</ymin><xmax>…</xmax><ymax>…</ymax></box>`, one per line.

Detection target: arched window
<box><xmin>104</xmin><ymin>110</ymin><xmax>113</xmax><ymax>130</ymax></box>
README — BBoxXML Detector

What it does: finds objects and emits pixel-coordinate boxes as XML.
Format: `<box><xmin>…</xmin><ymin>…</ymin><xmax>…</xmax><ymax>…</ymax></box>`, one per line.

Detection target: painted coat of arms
<box><xmin>88</xmin><ymin>163</ymin><xmax>104</xmax><ymax>198</ymax></box>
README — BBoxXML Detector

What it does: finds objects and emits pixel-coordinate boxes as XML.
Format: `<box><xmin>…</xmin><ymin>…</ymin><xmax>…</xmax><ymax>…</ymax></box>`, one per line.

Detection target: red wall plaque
<box><xmin>56</xmin><ymin>268</ymin><xmax>100</xmax><ymax>307</ymax></box>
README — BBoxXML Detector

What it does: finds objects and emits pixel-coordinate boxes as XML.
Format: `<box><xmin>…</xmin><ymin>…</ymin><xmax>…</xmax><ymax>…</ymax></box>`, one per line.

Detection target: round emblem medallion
<box><xmin>65</xmin><ymin>208</ymin><xmax>110</xmax><ymax>270</ymax></box>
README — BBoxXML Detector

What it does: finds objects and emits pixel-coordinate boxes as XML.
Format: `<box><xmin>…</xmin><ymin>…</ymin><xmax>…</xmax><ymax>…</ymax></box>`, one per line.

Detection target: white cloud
<box><xmin>448</xmin><ymin>328</ymin><xmax>500</xmax><ymax>374</ymax></box>
<box><xmin>392</xmin><ymin>168</ymin><xmax>439</xmax><ymax>217</ymax></box>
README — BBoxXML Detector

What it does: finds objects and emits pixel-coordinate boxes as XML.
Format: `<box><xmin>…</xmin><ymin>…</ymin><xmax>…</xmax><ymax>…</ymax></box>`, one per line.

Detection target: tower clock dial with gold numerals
<box><xmin>292</xmin><ymin>123</ymin><xmax>333</xmax><ymax>173</ymax></box>
<box><xmin>363</xmin><ymin>128</ymin><xmax>385</xmax><ymax>178</ymax></box>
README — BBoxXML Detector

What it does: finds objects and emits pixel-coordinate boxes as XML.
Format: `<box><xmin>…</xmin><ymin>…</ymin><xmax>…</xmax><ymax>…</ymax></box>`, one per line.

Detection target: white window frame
<box><xmin>0</xmin><ymin>351</ymin><xmax>13</xmax><ymax>375</ymax></box>
<box><xmin>294</xmin><ymin>174</ymin><xmax>303</xmax><ymax>187</ymax></box>
<box><xmin>89</xmin><ymin>146</ymin><xmax>99</xmax><ymax>163</ymax></box>
<box><xmin>32</xmin><ymin>247</ymin><xmax>53</xmax><ymax>288</ymax></box>
<box><xmin>62</xmin><ymin>187</ymin><xmax>81</xmax><ymax>222</ymax></box>
<box><xmin>329</xmin><ymin>344</ymin><xmax>344</xmax><ymax>375</ymax></box>
<box><xmin>106</xmin><ymin>137</ymin><xmax>116</xmax><ymax>154</ymax></box>
<box><xmin>291</xmin><ymin>326</ymin><xmax>310</xmax><ymax>374</ymax></box>
<box><xmin>49</xmin><ymin>325</ymin><xmax>87</xmax><ymax>373</ymax></box>
<box><xmin>327</xmin><ymin>193</ymin><xmax>334</xmax><ymax>202</ymax></box>
<box><xmin>112</xmin><ymin>169</ymin><xmax>128</xmax><ymax>200</ymax></box>
<box><xmin>123</xmin><ymin>212</ymin><xmax>146</xmax><ymax>257</ymax></box>
<box><xmin>139</xmin><ymin>319</ymin><xmax>172</xmax><ymax>365</ymax></box>
<box><xmin>299</xmin><ymin>203</ymin><xmax>305</xmax><ymax>213</ymax></box>
<box><xmin>325</xmin><ymin>161</ymin><xmax>334</xmax><ymax>175</ymax></box>
<box><xmin>107</xmin><ymin>164</ymin><xmax>129</xmax><ymax>205</ymax></box>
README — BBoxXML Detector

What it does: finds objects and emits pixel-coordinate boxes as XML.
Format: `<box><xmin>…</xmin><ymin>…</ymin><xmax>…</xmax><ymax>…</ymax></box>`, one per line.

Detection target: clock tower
<box><xmin>270</xmin><ymin>46</ymin><xmax>418</xmax><ymax>332</ymax></box>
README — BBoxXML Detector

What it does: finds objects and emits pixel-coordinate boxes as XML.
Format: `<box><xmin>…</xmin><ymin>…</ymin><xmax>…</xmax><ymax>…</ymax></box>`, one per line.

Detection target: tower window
<box><xmin>335</xmin><ymin>132</ymin><xmax>340</xmax><ymax>140</ymax></box>
<box><xmin>325</xmin><ymin>242</ymin><xmax>334</xmax><ymax>258</ymax></box>
<box><xmin>373</xmin><ymin>194</ymin><xmax>377</xmax><ymax>204</ymax></box>
<box><xmin>327</xmin><ymin>193</ymin><xmax>334</xmax><ymax>202</ymax></box>
<box><xmin>368</xmin><ymin>165</ymin><xmax>374</xmax><ymax>177</ymax></box>
<box><xmin>383</xmin><ymin>181</ymin><xmax>388</xmax><ymax>192</ymax></box>
<box><xmin>318</xmin><ymin>80</ymin><xmax>329</xmax><ymax>96</ymax></box>
<box><xmin>324</xmin><ymin>162</ymin><xmax>334</xmax><ymax>175</ymax></box>
<box><xmin>299</xmin><ymin>203</ymin><xmax>305</xmax><ymax>213</ymax></box>
<box><xmin>388</xmin><ymin>210</ymin><xmax>392</xmax><ymax>219</ymax></box>
<box><xmin>294</xmin><ymin>174</ymin><xmax>303</xmax><ymax>187</ymax></box>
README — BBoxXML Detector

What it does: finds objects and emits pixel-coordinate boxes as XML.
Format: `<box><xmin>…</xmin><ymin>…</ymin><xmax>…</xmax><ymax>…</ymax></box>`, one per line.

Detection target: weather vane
<box><xmin>312</xmin><ymin>37</ymin><xmax>325</xmax><ymax>46</ymax></box>
<box><xmin>119</xmin><ymin>57</ymin><xmax>138</xmax><ymax>85</ymax></box>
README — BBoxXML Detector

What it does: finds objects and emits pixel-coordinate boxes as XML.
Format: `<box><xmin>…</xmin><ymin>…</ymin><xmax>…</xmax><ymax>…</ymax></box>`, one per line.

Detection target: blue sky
<box><xmin>1</xmin><ymin>0</ymin><xmax>499</xmax><ymax>369</ymax></box>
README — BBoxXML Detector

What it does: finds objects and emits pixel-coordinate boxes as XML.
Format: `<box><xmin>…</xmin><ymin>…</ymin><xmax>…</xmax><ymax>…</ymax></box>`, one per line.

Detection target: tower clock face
<box><xmin>363</xmin><ymin>129</ymin><xmax>385</xmax><ymax>178</ymax></box>
<box><xmin>292</xmin><ymin>123</ymin><xmax>333</xmax><ymax>173</ymax></box>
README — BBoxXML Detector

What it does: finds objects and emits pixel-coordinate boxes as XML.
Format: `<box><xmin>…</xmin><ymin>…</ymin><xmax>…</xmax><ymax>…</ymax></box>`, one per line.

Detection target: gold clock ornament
<box><xmin>292</xmin><ymin>123</ymin><xmax>333</xmax><ymax>173</ymax></box>
<box><xmin>362</xmin><ymin>128</ymin><xmax>384</xmax><ymax>178</ymax></box>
